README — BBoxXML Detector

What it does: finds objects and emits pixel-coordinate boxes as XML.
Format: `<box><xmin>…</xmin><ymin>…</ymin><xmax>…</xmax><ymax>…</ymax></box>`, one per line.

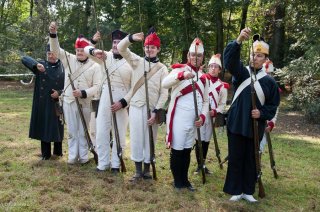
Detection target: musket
<box><xmin>92</xmin><ymin>0</ymin><xmax>126</xmax><ymax>172</ymax></box>
<box><xmin>209</xmin><ymin>104</ymin><xmax>223</xmax><ymax>169</ymax></box>
<box><xmin>64</xmin><ymin>50</ymin><xmax>98</xmax><ymax>164</ymax></box>
<box><xmin>145</xmin><ymin>52</ymin><xmax>157</xmax><ymax>180</ymax></box>
<box><xmin>266</xmin><ymin>130</ymin><xmax>278</xmax><ymax>179</ymax></box>
<box><xmin>250</xmin><ymin>36</ymin><xmax>266</xmax><ymax>198</ymax></box>
<box><xmin>192</xmin><ymin>41</ymin><xmax>206</xmax><ymax>184</ymax></box>
<box><xmin>219</xmin><ymin>155</ymin><xmax>229</xmax><ymax>166</ymax></box>
<box><xmin>138</xmin><ymin>0</ymin><xmax>157</xmax><ymax>180</ymax></box>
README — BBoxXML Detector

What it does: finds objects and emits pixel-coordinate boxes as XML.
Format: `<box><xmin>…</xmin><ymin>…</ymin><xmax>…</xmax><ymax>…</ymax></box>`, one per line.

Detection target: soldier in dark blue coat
<box><xmin>223</xmin><ymin>28</ymin><xmax>280</xmax><ymax>202</ymax></box>
<box><xmin>21</xmin><ymin>45</ymin><xmax>65</xmax><ymax>160</ymax></box>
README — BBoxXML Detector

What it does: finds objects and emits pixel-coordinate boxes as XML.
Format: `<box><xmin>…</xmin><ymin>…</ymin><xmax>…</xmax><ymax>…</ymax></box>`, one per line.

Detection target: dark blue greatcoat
<box><xmin>225</xmin><ymin>41</ymin><xmax>280</xmax><ymax>139</ymax></box>
<box><xmin>21</xmin><ymin>56</ymin><xmax>65</xmax><ymax>143</ymax></box>
<box><xmin>222</xmin><ymin>41</ymin><xmax>280</xmax><ymax>195</ymax></box>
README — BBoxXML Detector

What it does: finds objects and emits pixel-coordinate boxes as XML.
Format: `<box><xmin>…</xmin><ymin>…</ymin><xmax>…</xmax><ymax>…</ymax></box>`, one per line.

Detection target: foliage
<box><xmin>272</xmin><ymin>0</ymin><xmax>320</xmax><ymax>119</ymax></box>
<box><xmin>0</xmin><ymin>0</ymin><xmax>319</xmax><ymax>115</ymax></box>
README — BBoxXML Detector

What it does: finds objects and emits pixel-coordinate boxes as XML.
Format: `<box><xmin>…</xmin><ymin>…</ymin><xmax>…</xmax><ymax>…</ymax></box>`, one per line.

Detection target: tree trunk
<box><xmin>182</xmin><ymin>0</ymin><xmax>192</xmax><ymax>63</ymax></box>
<box><xmin>83</xmin><ymin>0</ymin><xmax>92</xmax><ymax>36</ymax></box>
<box><xmin>215</xmin><ymin>0</ymin><xmax>224</xmax><ymax>55</ymax></box>
<box><xmin>30</xmin><ymin>0</ymin><xmax>33</xmax><ymax>18</ymax></box>
<box><xmin>240</xmin><ymin>0</ymin><xmax>250</xmax><ymax>31</ymax></box>
<box><xmin>270</xmin><ymin>2</ymin><xmax>286</xmax><ymax>68</ymax></box>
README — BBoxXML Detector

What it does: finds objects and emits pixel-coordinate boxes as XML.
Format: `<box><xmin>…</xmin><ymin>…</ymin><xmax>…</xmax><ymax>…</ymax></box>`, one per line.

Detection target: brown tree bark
<box><xmin>215</xmin><ymin>0</ymin><xmax>224</xmax><ymax>55</ymax></box>
<box><xmin>182</xmin><ymin>0</ymin><xmax>192</xmax><ymax>63</ymax></box>
<box><xmin>83</xmin><ymin>0</ymin><xmax>92</xmax><ymax>36</ymax></box>
<box><xmin>240</xmin><ymin>0</ymin><xmax>250</xmax><ymax>31</ymax></box>
<box><xmin>270</xmin><ymin>2</ymin><xmax>286</xmax><ymax>68</ymax></box>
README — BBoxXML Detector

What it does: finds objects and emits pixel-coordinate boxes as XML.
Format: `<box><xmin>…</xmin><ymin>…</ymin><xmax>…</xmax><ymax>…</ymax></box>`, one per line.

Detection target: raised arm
<box><xmin>117</xmin><ymin>33</ymin><xmax>143</xmax><ymax>69</ymax></box>
<box><xmin>48</xmin><ymin>22</ymin><xmax>76</xmax><ymax>63</ymax></box>
<box><xmin>224</xmin><ymin>27</ymin><xmax>252</xmax><ymax>81</ymax></box>
<box><xmin>162</xmin><ymin>66</ymin><xmax>195</xmax><ymax>89</ymax></box>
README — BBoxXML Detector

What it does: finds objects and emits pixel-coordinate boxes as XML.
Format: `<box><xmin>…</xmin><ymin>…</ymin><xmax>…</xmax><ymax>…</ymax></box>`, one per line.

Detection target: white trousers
<box><xmin>95</xmin><ymin>86</ymin><xmax>129</xmax><ymax>170</ymax></box>
<box><xmin>171</xmin><ymin>106</ymin><xmax>196</xmax><ymax>150</ymax></box>
<box><xmin>89</xmin><ymin>112</ymin><xmax>97</xmax><ymax>149</ymax></box>
<box><xmin>200</xmin><ymin>114</ymin><xmax>215</xmax><ymax>142</ymax></box>
<box><xmin>130</xmin><ymin>105</ymin><xmax>158</xmax><ymax>163</ymax></box>
<box><xmin>63</xmin><ymin>101</ymin><xmax>91</xmax><ymax>163</ymax></box>
<box><xmin>260</xmin><ymin>133</ymin><xmax>267</xmax><ymax>152</ymax></box>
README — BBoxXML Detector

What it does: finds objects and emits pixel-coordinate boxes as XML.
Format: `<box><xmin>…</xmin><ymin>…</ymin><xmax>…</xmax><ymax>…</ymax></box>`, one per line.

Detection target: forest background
<box><xmin>0</xmin><ymin>0</ymin><xmax>319</xmax><ymax>119</ymax></box>
<box><xmin>0</xmin><ymin>1</ymin><xmax>319</xmax><ymax>211</ymax></box>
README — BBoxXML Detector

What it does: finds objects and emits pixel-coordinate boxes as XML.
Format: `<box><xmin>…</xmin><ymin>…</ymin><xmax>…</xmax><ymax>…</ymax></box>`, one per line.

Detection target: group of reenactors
<box><xmin>21</xmin><ymin>21</ymin><xmax>280</xmax><ymax>202</ymax></box>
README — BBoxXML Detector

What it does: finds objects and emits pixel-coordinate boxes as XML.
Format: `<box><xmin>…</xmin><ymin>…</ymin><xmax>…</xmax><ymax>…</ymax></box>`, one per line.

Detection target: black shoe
<box><xmin>111</xmin><ymin>168</ymin><xmax>120</xmax><ymax>174</ymax></box>
<box><xmin>186</xmin><ymin>184</ymin><xmax>196</xmax><ymax>192</ymax></box>
<box><xmin>96</xmin><ymin>168</ymin><xmax>106</xmax><ymax>172</ymax></box>
<box><xmin>129</xmin><ymin>173</ymin><xmax>143</xmax><ymax>182</ymax></box>
<box><xmin>51</xmin><ymin>154</ymin><xmax>62</xmax><ymax>160</ymax></box>
<box><xmin>41</xmin><ymin>156</ymin><xmax>50</xmax><ymax>160</ymax></box>
<box><xmin>204</xmin><ymin>167</ymin><xmax>212</xmax><ymax>175</ymax></box>
<box><xmin>171</xmin><ymin>182</ymin><xmax>183</xmax><ymax>191</ymax></box>
<box><xmin>143</xmin><ymin>172</ymin><xmax>152</xmax><ymax>180</ymax></box>
<box><xmin>183</xmin><ymin>179</ymin><xmax>196</xmax><ymax>192</ymax></box>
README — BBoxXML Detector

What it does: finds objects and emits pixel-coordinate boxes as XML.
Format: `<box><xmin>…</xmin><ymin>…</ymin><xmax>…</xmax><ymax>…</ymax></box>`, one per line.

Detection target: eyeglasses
<box><xmin>209</xmin><ymin>64</ymin><xmax>220</xmax><ymax>69</ymax></box>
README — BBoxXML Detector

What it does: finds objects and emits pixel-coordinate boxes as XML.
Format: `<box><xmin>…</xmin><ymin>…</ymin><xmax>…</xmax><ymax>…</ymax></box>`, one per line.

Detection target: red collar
<box><xmin>206</xmin><ymin>74</ymin><xmax>219</xmax><ymax>83</ymax></box>
<box><xmin>187</xmin><ymin>63</ymin><xmax>200</xmax><ymax>72</ymax></box>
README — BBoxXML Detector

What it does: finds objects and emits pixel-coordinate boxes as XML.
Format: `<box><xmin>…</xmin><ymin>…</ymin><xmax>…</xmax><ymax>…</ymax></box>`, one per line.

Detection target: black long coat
<box><xmin>21</xmin><ymin>56</ymin><xmax>65</xmax><ymax>142</ymax></box>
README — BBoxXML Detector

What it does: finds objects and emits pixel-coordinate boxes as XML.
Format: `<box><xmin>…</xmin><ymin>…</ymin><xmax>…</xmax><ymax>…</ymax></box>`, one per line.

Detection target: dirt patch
<box><xmin>275</xmin><ymin>111</ymin><xmax>319</xmax><ymax>138</ymax></box>
<box><xmin>0</xmin><ymin>80</ymin><xmax>33</xmax><ymax>91</ymax></box>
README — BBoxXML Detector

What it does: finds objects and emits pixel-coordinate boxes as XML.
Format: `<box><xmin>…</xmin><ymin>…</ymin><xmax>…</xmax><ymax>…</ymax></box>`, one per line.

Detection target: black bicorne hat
<box><xmin>111</xmin><ymin>29</ymin><xmax>128</xmax><ymax>41</ymax></box>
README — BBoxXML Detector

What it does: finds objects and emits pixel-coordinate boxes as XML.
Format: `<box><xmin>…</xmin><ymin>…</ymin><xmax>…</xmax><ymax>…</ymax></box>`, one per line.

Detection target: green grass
<box><xmin>0</xmin><ymin>87</ymin><xmax>319</xmax><ymax>211</ymax></box>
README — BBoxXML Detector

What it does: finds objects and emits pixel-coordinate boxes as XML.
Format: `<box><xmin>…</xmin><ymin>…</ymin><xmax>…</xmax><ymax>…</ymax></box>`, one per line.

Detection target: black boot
<box><xmin>183</xmin><ymin>148</ymin><xmax>195</xmax><ymax>191</ymax></box>
<box><xmin>53</xmin><ymin>142</ymin><xmax>63</xmax><ymax>156</ymax></box>
<box><xmin>202</xmin><ymin>141</ymin><xmax>212</xmax><ymax>174</ymax></box>
<box><xmin>41</xmin><ymin>141</ymin><xmax>51</xmax><ymax>160</ymax></box>
<box><xmin>170</xmin><ymin>149</ymin><xmax>184</xmax><ymax>189</ymax></box>
<box><xmin>143</xmin><ymin>163</ymin><xmax>152</xmax><ymax>179</ymax></box>
<box><xmin>130</xmin><ymin>162</ymin><xmax>143</xmax><ymax>182</ymax></box>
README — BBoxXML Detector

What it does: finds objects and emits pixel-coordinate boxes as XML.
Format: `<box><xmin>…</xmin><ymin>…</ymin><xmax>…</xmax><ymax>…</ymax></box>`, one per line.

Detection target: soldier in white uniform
<box><xmin>49</xmin><ymin>22</ymin><xmax>101</xmax><ymax>164</ymax></box>
<box><xmin>84</xmin><ymin>30</ymin><xmax>132</xmax><ymax>172</ymax></box>
<box><xmin>162</xmin><ymin>38</ymin><xmax>209</xmax><ymax>191</ymax></box>
<box><xmin>116</xmin><ymin>28</ymin><xmax>168</xmax><ymax>181</ymax></box>
<box><xmin>194</xmin><ymin>54</ymin><xmax>228</xmax><ymax>174</ymax></box>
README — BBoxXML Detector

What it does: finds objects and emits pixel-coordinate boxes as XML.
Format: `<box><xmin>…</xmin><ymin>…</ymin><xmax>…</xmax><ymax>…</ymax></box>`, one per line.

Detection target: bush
<box><xmin>305</xmin><ymin>100</ymin><xmax>320</xmax><ymax>124</ymax></box>
<box><xmin>276</xmin><ymin>41</ymin><xmax>320</xmax><ymax>117</ymax></box>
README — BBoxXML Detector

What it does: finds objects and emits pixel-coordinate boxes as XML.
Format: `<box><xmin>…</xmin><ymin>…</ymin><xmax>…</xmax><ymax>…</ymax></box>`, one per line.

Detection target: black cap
<box><xmin>147</xmin><ymin>26</ymin><xmax>156</xmax><ymax>35</ymax></box>
<box><xmin>111</xmin><ymin>29</ymin><xmax>128</xmax><ymax>41</ymax></box>
<box><xmin>253</xmin><ymin>34</ymin><xmax>265</xmax><ymax>42</ymax></box>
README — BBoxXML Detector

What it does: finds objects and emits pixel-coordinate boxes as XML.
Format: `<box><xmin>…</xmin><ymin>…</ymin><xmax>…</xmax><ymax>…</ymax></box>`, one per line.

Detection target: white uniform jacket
<box><xmin>162</xmin><ymin>64</ymin><xmax>209</xmax><ymax>148</ymax></box>
<box><xmin>49</xmin><ymin>36</ymin><xmax>101</xmax><ymax>107</ymax></box>
<box><xmin>117</xmin><ymin>36</ymin><xmax>168</xmax><ymax>110</ymax></box>
<box><xmin>201</xmin><ymin>74</ymin><xmax>228</xmax><ymax>141</ymax></box>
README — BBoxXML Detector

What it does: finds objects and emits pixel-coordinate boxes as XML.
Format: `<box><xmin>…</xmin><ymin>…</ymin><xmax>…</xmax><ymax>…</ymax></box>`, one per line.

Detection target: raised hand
<box><xmin>49</xmin><ymin>22</ymin><xmax>58</xmax><ymax>34</ymax></box>
<box><xmin>237</xmin><ymin>27</ymin><xmax>251</xmax><ymax>43</ymax></box>
<box><xmin>132</xmin><ymin>32</ymin><xmax>144</xmax><ymax>42</ymax></box>
<box><xmin>92</xmin><ymin>31</ymin><xmax>101</xmax><ymax>43</ymax></box>
<box><xmin>93</xmin><ymin>49</ymin><xmax>106</xmax><ymax>60</ymax></box>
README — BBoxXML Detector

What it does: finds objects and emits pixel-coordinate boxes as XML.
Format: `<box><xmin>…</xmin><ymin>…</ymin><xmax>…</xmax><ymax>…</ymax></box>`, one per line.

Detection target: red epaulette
<box><xmin>222</xmin><ymin>82</ymin><xmax>230</xmax><ymax>90</ymax></box>
<box><xmin>205</xmin><ymin>73</ymin><xmax>211</xmax><ymax>80</ymax></box>
<box><xmin>171</xmin><ymin>63</ymin><xmax>186</xmax><ymax>69</ymax></box>
<box><xmin>199</xmin><ymin>74</ymin><xmax>207</xmax><ymax>85</ymax></box>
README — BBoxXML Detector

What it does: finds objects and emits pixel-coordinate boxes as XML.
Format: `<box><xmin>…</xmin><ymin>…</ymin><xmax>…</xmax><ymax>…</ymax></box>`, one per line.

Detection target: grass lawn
<box><xmin>0</xmin><ymin>86</ymin><xmax>319</xmax><ymax>211</ymax></box>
